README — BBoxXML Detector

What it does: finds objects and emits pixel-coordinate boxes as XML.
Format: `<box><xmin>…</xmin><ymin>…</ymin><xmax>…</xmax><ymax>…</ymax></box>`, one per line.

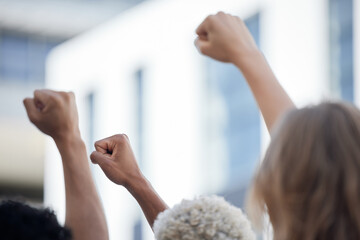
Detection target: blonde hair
<box><xmin>154</xmin><ymin>195</ymin><xmax>256</xmax><ymax>240</ymax></box>
<box><xmin>248</xmin><ymin>102</ymin><xmax>360</xmax><ymax>240</ymax></box>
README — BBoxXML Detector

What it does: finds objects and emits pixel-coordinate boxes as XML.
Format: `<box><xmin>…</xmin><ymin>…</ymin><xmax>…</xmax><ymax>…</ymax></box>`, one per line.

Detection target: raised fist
<box><xmin>90</xmin><ymin>134</ymin><xmax>142</xmax><ymax>187</ymax></box>
<box><xmin>195</xmin><ymin>12</ymin><xmax>259</xmax><ymax>64</ymax></box>
<box><xmin>23</xmin><ymin>89</ymin><xmax>80</xmax><ymax>142</ymax></box>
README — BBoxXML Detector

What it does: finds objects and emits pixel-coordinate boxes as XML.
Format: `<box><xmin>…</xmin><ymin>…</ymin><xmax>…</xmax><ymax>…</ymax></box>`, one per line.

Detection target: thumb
<box><xmin>195</xmin><ymin>38</ymin><xmax>211</xmax><ymax>56</ymax></box>
<box><xmin>34</xmin><ymin>89</ymin><xmax>52</xmax><ymax>102</ymax></box>
<box><xmin>23</xmin><ymin>98</ymin><xmax>40</xmax><ymax>123</ymax></box>
<box><xmin>34</xmin><ymin>89</ymin><xmax>54</xmax><ymax>111</ymax></box>
<box><xmin>90</xmin><ymin>151</ymin><xmax>112</xmax><ymax>168</ymax></box>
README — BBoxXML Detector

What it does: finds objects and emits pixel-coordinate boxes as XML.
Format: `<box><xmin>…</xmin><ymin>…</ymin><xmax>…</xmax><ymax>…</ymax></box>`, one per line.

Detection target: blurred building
<box><xmin>46</xmin><ymin>0</ymin><xmax>358</xmax><ymax>239</ymax></box>
<box><xmin>0</xmin><ymin>0</ymin><xmax>145</xmax><ymax>202</ymax></box>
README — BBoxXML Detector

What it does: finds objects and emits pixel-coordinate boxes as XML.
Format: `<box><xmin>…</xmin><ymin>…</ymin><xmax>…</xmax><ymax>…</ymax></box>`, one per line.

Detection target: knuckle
<box><xmin>206</xmin><ymin>15</ymin><xmax>215</xmax><ymax>22</ymax></box>
<box><xmin>23</xmin><ymin>98</ymin><xmax>30</xmax><ymax>107</ymax></box>
<box><xmin>115</xmin><ymin>134</ymin><xmax>128</xmax><ymax>143</ymax></box>
<box><xmin>94</xmin><ymin>140</ymin><xmax>101</xmax><ymax>147</ymax></box>
<box><xmin>52</xmin><ymin>95</ymin><xmax>62</xmax><ymax>106</ymax></box>
<box><xmin>57</xmin><ymin>91</ymin><xmax>71</xmax><ymax>103</ymax></box>
<box><xmin>62</xmin><ymin>91</ymin><xmax>71</xmax><ymax>101</ymax></box>
<box><xmin>55</xmin><ymin>91</ymin><xmax>74</xmax><ymax>106</ymax></box>
<box><xmin>47</xmin><ymin>92</ymin><xmax>59</xmax><ymax>102</ymax></box>
<box><xmin>68</xmin><ymin>91</ymin><xmax>75</xmax><ymax>100</ymax></box>
<box><xmin>34</xmin><ymin>89</ymin><xmax>44</xmax><ymax>95</ymax></box>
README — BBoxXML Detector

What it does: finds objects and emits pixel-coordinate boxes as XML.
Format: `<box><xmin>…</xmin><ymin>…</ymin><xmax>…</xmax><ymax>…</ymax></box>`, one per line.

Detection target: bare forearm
<box><xmin>55</xmin><ymin>135</ymin><xmax>108</xmax><ymax>240</ymax></box>
<box><xmin>22</xmin><ymin>90</ymin><xmax>108</xmax><ymax>239</ymax></box>
<box><xmin>126</xmin><ymin>175</ymin><xmax>168</xmax><ymax>229</ymax></box>
<box><xmin>234</xmin><ymin>51</ymin><xmax>296</xmax><ymax>133</ymax></box>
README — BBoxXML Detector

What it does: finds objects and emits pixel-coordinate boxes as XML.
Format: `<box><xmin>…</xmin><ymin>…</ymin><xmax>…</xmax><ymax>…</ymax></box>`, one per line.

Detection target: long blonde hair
<box><xmin>248</xmin><ymin>102</ymin><xmax>360</xmax><ymax>240</ymax></box>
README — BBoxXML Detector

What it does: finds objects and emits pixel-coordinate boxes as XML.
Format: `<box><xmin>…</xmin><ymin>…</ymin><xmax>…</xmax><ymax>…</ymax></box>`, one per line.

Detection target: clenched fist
<box><xmin>90</xmin><ymin>134</ymin><xmax>142</xmax><ymax>187</ymax></box>
<box><xmin>23</xmin><ymin>89</ymin><xmax>80</xmax><ymax>142</ymax></box>
<box><xmin>195</xmin><ymin>12</ymin><xmax>259</xmax><ymax>64</ymax></box>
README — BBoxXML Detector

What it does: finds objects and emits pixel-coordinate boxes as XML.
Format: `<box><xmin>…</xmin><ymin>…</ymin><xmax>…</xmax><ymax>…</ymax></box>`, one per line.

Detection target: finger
<box><xmin>23</xmin><ymin>98</ymin><xmax>40</xmax><ymax>123</ymax></box>
<box><xmin>67</xmin><ymin>91</ymin><xmax>75</xmax><ymax>101</ymax></box>
<box><xmin>95</xmin><ymin>144</ymin><xmax>112</xmax><ymax>157</ymax></box>
<box><xmin>195</xmin><ymin>38</ymin><xmax>211</xmax><ymax>56</ymax></box>
<box><xmin>34</xmin><ymin>89</ymin><xmax>53</xmax><ymax>102</ymax></box>
<box><xmin>34</xmin><ymin>89</ymin><xmax>55</xmax><ymax>111</ymax></box>
<box><xmin>95</xmin><ymin>144</ymin><xmax>108</xmax><ymax>154</ymax></box>
<box><xmin>198</xmin><ymin>34</ymin><xmax>208</xmax><ymax>41</ymax></box>
<box><xmin>121</xmin><ymin>133</ymin><xmax>130</xmax><ymax>142</ymax></box>
<box><xmin>94</xmin><ymin>138</ymin><xmax>111</xmax><ymax>154</ymax></box>
<box><xmin>196</xmin><ymin>15</ymin><xmax>213</xmax><ymax>36</ymax></box>
<box><xmin>90</xmin><ymin>151</ymin><xmax>112</xmax><ymax>167</ymax></box>
<box><xmin>58</xmin><ymin>91</ymin><xmax>75</xmax><ymax>103</ymax></box>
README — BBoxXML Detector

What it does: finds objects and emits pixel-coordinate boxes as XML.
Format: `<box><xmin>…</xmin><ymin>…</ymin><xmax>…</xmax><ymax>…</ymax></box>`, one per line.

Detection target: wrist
<box><xmin>232</xmin><ymin>49</ymin><xmax>264</xmax><ymax>69</ymax></box>
<box><xmin>54</xmin><ymin>130</ymin><xmax>84</xmax><ymax>153</ymax></box>
<box><xmin>53</xmin><ymin>128</ymin><xmax>81</xmax><ymax>145</ymax></box>
<box><xmin>125</xmin><ymin>173</ymin><xmax>150</xmax><ymax>195</ymax></box>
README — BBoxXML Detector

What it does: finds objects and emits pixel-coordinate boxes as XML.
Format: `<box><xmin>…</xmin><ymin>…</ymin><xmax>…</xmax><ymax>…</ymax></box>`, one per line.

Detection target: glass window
<box><xmin>0</xmin><ymin>33</ymin><xmax>29</xmax><ymax>81</ymax></box>
<box><xmin>135</xmin><ymin>69</ymin><xmax>144</xmax><ymax>167</ymax></box>
<box><xmin>206</xmin><ymin>13</ymin><xmax>261</xmax><ymax>188</ymax></box>
<box><xmin>133</xmin><ymin>218</ymin><xmax>143</xmax><ymax>240</ymax></box>
<box><xmin>87</xmin><ymin>92</ymin><xmax>96</xmax><ymax>149</ymax></box>
<box><xmin>329</xmin><ymin>0</ymin><xmax>354</xmax><ymax>102</ymax></box>
<box><xmin>0</xmin><ymin>31</ymin><xmax>63</xmax><ymax>84</ymax></box>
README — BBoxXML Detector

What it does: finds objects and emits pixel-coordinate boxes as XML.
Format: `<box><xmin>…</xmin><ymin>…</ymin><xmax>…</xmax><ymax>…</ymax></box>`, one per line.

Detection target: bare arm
<box><xmin>233</xmin><ymin>51</ymin><xmax>295</xmax><ymax>132</ymax></box>
<box><xmin>23</xmin><ymin>90</ymin><xmax>108</xmax><ymax>240</ymax></box>
<box><xmin>195</xmin><ymin>12</ymin><xmax>295</xmax><ymax>133</ymax></box>
<box><xmin>56</xmin><ymin>134</ymin><xmax>108</xmax><ymax>240</ymax></box>
<box><xmin>90</xmin><ymin>134</ymin><xmax>168</xmax><ymax>229</ymax></box>
<box><xmin>127</xmin><ymin>175</ymin><xmax>168</xmax><ymax>227</ymax></box>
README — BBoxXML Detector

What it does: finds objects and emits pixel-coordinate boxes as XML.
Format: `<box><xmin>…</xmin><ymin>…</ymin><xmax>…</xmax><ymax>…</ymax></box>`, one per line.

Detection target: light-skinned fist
<box><xmin>23</xmin><ymin>89</ymin><xmax>80</xmax><ymax>142</ymax></box>
<box><xmin>90</xmin><ymin>134</ymin><xmax>142</xmax><ymax>188</ymax></box>
<box><xmin>195</xmin><ymin>12</ymin><xmax>259</xmax><ymax>64</ymax></box>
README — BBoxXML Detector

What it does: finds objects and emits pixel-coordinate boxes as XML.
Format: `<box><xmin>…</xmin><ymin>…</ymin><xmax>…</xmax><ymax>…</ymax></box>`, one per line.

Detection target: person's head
<box><xmin>248</xmin><ymin>102</ymin><xmax>360</xmax><ymax>240</ymax></box>
<box><xmin>153</xmin><ymin>195</ymin><xmax>255</xmax><ymax>240</ymax></box>
<box><xmin>0</xmin><ymin>200</ymin><xmax>72</xmax><ymax>240</ymax></box>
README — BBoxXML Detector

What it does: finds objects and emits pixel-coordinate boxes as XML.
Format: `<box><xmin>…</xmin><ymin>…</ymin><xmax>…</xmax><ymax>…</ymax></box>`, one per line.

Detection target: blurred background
<box><xmin>0</xmin><ymin>0</ymin><xmax>357</xmax><ymax>239</ymax></box>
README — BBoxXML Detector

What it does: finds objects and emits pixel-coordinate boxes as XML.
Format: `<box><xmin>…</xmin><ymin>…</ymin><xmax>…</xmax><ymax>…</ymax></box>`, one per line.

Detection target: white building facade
<box><xmin>46</xmin><ymin>0</ymin><xmax>359</xmax><ymax>239</ymax></box>
<box><xmin>0</xmin><ymin>0</ymin><xmax>143</xmax><ymax>202</ymax></box>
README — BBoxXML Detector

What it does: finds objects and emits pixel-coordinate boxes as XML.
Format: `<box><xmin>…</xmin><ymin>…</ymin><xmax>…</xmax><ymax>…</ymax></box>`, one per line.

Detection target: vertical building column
<box><xmin>44</xmin><ymin>141</ymin><xmax>66</xmax><ymax>223</ymax></box>
<box><xmin>354</xmin><ymin>0</ymin><xmax>360</xmax><ymax>104</ymax></box>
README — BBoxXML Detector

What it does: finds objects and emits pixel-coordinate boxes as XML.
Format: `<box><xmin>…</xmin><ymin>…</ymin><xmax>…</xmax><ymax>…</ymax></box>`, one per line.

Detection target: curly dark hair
<box><xmin>0</xmin><ymin>200</ymin><xmax>72</xmax><ymax>240</ymax></box>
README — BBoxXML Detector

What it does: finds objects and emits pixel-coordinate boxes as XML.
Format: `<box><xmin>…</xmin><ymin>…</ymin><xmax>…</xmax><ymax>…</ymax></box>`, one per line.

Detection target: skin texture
<box><xmin>90</xmin><ymin>134</ymin><xmax>168</xmax><ymax>228</ymax></box>
<box><xmin>195</xmin><ymin>12</ymin><xmax>296</xmax><ymax>133</ymax></box>
<box><xmin>23</xmin><ymin>89</ymin><xmax>109</xmax><ymax>240</ymax></box>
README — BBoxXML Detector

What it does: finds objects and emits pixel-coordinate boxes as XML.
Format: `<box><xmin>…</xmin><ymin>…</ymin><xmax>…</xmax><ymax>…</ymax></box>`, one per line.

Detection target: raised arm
<box><xmin>23</xmin><ymin>90</ymin><xmax>108</xmax><ymax>240</ymax></box>
<box><xmin>90</xmin><ymin>134</ymin><xmax>168</xmax><ymax>229</ymax></box>
<box><xmin>195</xmin><ymin>12</ymin><xmax>295</xmax><ymax>133</ymax></box>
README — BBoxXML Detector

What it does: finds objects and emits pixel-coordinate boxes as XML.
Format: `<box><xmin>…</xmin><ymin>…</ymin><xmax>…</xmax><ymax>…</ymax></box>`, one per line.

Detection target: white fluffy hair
<box><xmin>153</xmin><ymin>195</ymin><xmax>256</xmax><ymax>240</ymax></box>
